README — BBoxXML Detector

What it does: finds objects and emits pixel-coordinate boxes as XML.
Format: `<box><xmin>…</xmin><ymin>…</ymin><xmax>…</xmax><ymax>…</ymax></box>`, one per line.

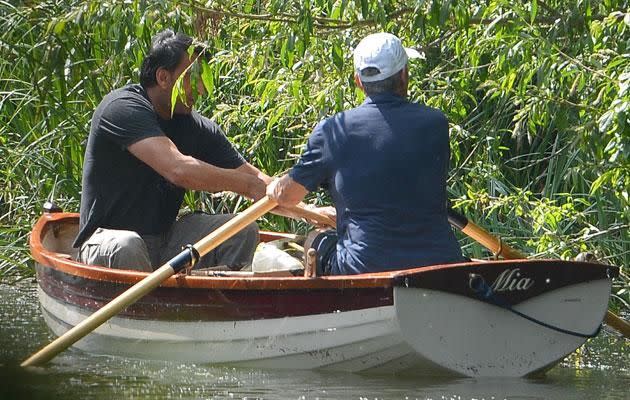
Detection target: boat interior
<box><xmin>38</xmin><ymin>216</ymin><xmax>313</xmax><ymax>277</ymax></box>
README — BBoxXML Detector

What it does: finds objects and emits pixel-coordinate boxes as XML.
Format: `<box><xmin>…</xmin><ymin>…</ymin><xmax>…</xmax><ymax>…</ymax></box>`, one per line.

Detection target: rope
<box><xmin>468</xmin><ymin>273</ymin><xmax>601</xmax><ymax>338</ymax></box>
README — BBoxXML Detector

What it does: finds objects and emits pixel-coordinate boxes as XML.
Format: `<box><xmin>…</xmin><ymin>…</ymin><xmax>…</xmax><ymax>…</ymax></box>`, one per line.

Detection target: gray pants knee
<box><xmin>78</xmin><ymin>228</ymin><xmax>153</xmax><ymax>272</ymax></box>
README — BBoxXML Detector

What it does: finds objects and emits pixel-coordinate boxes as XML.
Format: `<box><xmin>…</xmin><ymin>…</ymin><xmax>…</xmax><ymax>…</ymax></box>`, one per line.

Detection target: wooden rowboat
<box><xmin>30</xmin><ymin>210</ymin><xmax>618</xmax><ymax>377</ymax></box>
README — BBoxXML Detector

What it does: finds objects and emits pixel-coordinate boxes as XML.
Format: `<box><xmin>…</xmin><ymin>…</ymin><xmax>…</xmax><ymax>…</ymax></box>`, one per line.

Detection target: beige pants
<box><xmin>78</xmin><ymin>213</ymin><xmax>259</xmax><ymax>272</ymax></box>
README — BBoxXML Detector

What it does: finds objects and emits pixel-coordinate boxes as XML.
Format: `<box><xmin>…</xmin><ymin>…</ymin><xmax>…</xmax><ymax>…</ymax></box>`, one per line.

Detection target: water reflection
<box><xmin>1</xmin><ymin>282</ymin><xmax>628</xmax><ymax>400</ymax></box>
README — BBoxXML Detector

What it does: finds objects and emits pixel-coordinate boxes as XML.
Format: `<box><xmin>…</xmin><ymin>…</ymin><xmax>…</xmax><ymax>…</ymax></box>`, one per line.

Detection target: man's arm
<box><xmin>128</xmin><ymin>136</ymin><xmax>266</xmax><ymax>200</ymax></box>
<box><xmin>266</xmin><ymin>175</ymin><xmax>336</xmax><ymax>226</ymax></box>
<box><xmin>235</xmin><ymin>160</ymin><xmax>336</xmax><ymax>226</ymax></box>
<box><xmin>236</xmin><ymin>163</ymin><xmax>309</xmax><ymax>217</ymax></box>
<box><xmin>266</xmin><ymin>174</ymin><xmax>308</xmax><ymax>206</ymax></box>
<box><xmin>235</xmin><ymin>163</ymin><xmax>301</xmax><ymax>218</ymax></box>
<box><xmin>236</xmin><ymin>162</ymin><xmax>273</xmax><ymax>185</ymax></box>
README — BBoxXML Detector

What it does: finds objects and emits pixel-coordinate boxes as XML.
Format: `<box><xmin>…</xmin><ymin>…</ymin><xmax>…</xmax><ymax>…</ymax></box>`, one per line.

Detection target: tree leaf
<box><xmin>54</xmin><ymin>20</ymin><xmax>66</xmax><ymax>35</ymax></box>
<box><xmin>332</xmin><ymin>42</ymin><xmax>343</xmax><ymax>71</ymax></box>
<box><xmin>360</xmin><ymin>0</ymin><xmax>369</xmax><ymax>19</ymax></box>
<box><xmin>530</xmin><ymin>0</ymin><xmax>537</xmax><ymax>24</ymax></box>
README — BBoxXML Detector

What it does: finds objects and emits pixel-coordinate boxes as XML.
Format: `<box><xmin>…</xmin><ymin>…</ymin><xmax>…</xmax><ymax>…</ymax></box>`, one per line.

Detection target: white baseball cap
<box><xmin>353</xmin><ymin>32</ymin><xmax>421</xmax><ymax>83</ymax></box>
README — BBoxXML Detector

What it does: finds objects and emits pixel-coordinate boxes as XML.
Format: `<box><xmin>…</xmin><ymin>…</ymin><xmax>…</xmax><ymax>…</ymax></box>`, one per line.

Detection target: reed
<box><xmin>0</xmin><ymin>0</ymin><xmax>627</xmax><ymax>309</ymax></box>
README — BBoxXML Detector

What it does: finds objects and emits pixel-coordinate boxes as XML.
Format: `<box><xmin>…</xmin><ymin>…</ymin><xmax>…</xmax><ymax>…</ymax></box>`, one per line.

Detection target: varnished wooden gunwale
<box><xmin>30</xmin><ymin>213</ymin><xmax>617</xmax><ymax>300</ymax></box>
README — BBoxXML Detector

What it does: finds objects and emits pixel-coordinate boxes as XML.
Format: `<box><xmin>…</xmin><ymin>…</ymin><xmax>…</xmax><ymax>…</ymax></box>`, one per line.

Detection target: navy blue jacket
<box><xmin>290</xmin><ymin>93</ymin><xmax>464</xmax><ymax>274</ymax></box>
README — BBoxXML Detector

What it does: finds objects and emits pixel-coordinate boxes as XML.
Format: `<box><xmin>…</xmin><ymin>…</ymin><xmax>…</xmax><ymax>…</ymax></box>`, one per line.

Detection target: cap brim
<box><xmin>405</xmin><ymin>47</ymin><xmax>422</xmax><ymax>59</ymax></box>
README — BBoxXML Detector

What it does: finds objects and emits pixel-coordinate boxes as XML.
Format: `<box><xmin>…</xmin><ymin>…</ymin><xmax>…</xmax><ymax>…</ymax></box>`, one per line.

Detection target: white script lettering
<box><xmin>491</xmin><ymin>268</ymin><xmax>534</xmax><ymax>292</ymax></box>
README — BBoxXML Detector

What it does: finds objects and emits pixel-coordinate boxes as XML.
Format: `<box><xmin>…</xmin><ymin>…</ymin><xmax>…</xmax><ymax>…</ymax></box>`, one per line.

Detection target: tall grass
<box><xmin>0</xmin><ymin>0</ymin><xmax>627</xmax><ymax>308</ymax></box>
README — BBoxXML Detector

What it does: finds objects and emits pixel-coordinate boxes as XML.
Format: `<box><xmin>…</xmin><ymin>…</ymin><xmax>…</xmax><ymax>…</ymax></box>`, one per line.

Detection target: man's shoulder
<box><xmin>321</xmin><ymin>100</ymin><xmax>447</xmax><ymax>127</ymax></box>
<box><xmin>186</xmin><ymin>111</ymin><xmax>223</xmax><ymax>135</ymax></box>
<box><xmin>407</xmin><ymin>102</ymin><xmax>447</xmax><ymax>120</ymax></box>
<box><xmin>189</xmin><ymin>111</ymin><xmax>216</xmax><ymax>126</ymax></box>
<box><xmin>320</xmin><ymin>107</ymin><xmax>357</xmax><ymax>127</ymax></box>
<box><xmin>103</xmin><ymin>84</ymin><xmax>148</xmax><ymax>101</ymax></box>
<box><xmin>97</xmin><ymin>84</ymin><xmax>152</xmax><ymax>114</ymax></box>
<box><xmin>91</xmin><ymin>84</ymin><xmax>162</xmax><ymax>144</ymax></box>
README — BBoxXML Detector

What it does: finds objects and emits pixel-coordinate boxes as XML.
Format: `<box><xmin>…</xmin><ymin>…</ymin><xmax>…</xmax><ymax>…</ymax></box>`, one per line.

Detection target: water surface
<box><xmin>1</xmin><ymin>282</ymin><xmax>627</xmax><ymax>399</ymax></box>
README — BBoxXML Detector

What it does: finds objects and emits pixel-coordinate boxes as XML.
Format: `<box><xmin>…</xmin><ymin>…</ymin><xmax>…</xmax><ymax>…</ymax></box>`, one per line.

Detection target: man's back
<box><xmin>291</xmin><ymin>92</ymin><xmax>464</xmax><ymax>274</ymax></box>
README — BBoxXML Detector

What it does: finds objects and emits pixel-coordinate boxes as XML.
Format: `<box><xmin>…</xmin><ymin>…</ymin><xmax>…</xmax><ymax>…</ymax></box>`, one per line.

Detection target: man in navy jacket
<box><xmin>267</xmin><ymin>32</ymin><xmax>465</xmax><ymax>275</ymax></box>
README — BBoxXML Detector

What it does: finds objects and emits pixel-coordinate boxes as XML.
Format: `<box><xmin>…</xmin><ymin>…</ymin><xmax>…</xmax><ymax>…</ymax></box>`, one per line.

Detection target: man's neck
<box><xmin>366</xmin><ymin>90</ymin><xmax>407</xmax><ymax>99</ymax></box>
<box><xmin>396</xmin><ymin>81</ymin><xmax>409</xmax><ymax>98</ymax></box>
<box><xmin>145</xmin><ymin>85</ymin><xmax>172</xmax><ymax>120</ymax></box>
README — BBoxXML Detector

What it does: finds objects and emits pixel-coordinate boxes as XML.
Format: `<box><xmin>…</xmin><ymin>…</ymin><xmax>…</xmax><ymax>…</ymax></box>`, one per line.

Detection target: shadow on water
<box><xmin>1</xmin><ymin>282</ymin><xmax>628</xmax><ymax>400</ymax></box>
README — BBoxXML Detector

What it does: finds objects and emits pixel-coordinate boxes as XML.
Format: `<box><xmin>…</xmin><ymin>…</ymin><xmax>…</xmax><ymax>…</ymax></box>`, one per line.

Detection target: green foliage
<box><xmin>0</xmin><ymin>0</ymin><xmax>628</xmax><ymax>306</ymax></box>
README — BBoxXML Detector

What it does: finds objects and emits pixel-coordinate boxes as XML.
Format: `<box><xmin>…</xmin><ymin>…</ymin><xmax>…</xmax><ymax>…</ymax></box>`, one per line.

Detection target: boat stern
<box><xmin>392</xmin><ymin>260</ymin><xmax>617</xmax><ymax>377</ymax></box>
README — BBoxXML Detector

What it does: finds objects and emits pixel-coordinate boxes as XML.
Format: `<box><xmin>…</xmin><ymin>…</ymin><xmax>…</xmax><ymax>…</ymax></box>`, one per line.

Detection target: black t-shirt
<box><xmin>74</xmin><ymin>84</ymin><xmax>244</xmax><ymax>247</ymax></box>
<box><xmin>289</xmin><ymin>93</ymin><xmax>464</xmax><ymax>274</ymax></box>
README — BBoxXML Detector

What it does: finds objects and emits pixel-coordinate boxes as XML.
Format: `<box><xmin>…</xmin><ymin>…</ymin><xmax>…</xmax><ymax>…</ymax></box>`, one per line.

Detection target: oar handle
<box><xmin>22</xmin><ymin>196</ymin><xmax>278</xmax><ymax>367</ymax></box>
<box><xmin>447</xmin><ymin>208</ymin><xmax>525</xmax><ymax>259</ymax></box>
<box><xmin>287</xmin><ymin>205</ymin><xmax>336</xmax><ymax>227</ymax></box>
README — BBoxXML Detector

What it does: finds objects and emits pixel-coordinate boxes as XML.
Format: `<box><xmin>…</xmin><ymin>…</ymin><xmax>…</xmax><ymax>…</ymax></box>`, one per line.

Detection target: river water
<box><xmin>1</xmin><ymin>281</ymin><xmax>628</xmax><ymax>400</ymax></box>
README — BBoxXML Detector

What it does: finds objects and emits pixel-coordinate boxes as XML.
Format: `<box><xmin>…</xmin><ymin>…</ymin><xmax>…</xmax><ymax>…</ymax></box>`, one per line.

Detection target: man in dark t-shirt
<box><xmin>267</xmin><ymin>32</ymin><xmax>465</xmax><ymax>275</ymax></box>
<box><xmin>74</xmin><ymin>30</ymin><xmax>272</xmax><ymax>271</ymax></box>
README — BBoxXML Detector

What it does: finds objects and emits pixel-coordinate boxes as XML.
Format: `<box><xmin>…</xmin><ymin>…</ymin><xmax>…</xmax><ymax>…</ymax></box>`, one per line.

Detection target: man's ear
<box><xmin>354</xmin><ymin>73</ymin><xmax>364</xmax><ymax>91</ymax></box>
<box><xmin>399</xmin><ymin>66</ymin><xmax>409</xmax><ymax>93</ymax></box>
<box><xmin>155</xmin><ymin>67</ymin><xmax>171</xmax><ymax>89</ymax></box>
<box><xmin>401</xmin><ymin>65</ymin><xmax>409</xmax><ymax>82</ymax></box>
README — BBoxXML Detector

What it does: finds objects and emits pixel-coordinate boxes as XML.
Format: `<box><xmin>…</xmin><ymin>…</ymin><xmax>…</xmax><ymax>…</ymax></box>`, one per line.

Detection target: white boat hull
<box><xmin>39</xmin><ymin>277</ymin><xmax>611</xmax><ymax>377</ymax></box>
<box><xmin>396</xmin><ymin>280</ymin><xmax>610</xmax><ymax>376</ymax></box>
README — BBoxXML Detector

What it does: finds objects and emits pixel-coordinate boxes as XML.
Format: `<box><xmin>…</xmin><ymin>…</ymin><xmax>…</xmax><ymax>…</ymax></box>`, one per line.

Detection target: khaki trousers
<box><xmin>78</xmin><ymin>213</ymin><xmax>259</xmax><ymax>272</ymax></box>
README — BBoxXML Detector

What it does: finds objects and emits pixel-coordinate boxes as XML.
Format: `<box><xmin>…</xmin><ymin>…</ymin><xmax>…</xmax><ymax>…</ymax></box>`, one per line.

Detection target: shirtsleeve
<box><xmin>196</xmin><ymin>115</ymin><xmax>245</xmax><ymax>169</ymax></box>
<box><xmin>97</xmin><ymin>95</ymin><xmax>164</xmax><ymax>148</ymax></box>
<box><xmin>289</xmin><ymin>121</ymin><xmax>332</xmax><ymax>192</ymax></box>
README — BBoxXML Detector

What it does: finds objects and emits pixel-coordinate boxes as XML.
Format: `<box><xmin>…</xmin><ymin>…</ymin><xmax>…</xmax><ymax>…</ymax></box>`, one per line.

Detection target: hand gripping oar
<box><xmin>21</xmin><ymin>196</ymin><xmax>278</xmax><ymax>367</ymax></box>
<box><xmin>447</xmin><ymin>207</ymin><xmax>630</xmax><ymax>339</ymax></box>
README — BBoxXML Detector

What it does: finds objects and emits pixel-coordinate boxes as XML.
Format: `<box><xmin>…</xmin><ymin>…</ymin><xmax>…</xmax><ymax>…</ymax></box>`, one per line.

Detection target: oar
<box><xmin>447</xmin><ymin>207</ymin><xmax>630</xmax><ymax>339</ymax></box>
<box><xmin>21</xmin><ymin>196</ymin><xmax>278</xmax><ymax>367</ymax></box>
<box><xmin>447</xmin><ymin>208</ymin><xmax>525</xmax><ymax>259</ymax></box>
<box><xmin>287</xmin><ymin>205</ymin><xmax>336</xmax><ymax>227</ymax></box>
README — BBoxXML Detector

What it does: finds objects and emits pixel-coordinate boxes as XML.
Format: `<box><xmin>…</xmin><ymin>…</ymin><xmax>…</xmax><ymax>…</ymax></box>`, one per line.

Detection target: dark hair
<box><xmin>140</xmin><ymin>30</ymin><xmax>194</xmax><ymax>88</ymax></box>
<box><xmin>360</xmin><ymin>68</ymin><xmax>404</xmax><ymax>96</ymax></box>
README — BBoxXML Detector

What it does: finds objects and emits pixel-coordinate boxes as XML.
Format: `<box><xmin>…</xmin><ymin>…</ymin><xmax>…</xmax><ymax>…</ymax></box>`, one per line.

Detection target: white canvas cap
<box><xmin>353</xmin><ymin>32</ymin><xmax>421</xmax><ymax>83</ymax></box>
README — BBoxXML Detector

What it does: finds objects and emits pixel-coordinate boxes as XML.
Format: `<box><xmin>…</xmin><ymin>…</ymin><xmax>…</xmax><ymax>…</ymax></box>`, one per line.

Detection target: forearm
<box><xmin>267</xmin><ymin>174</ymin><xmax>308</xmax><ymax>206</ymax></box>
<box><xmin>236</xmin><ymin>162</ymin><xmax>273</xmax><ymax>184</ymax></box>
<box><xmin>128</xmin><ymin>136</ymin><xmax>265</xmax><ymax>200</ymax></box>
<box><xmin>170</xmin><ymin>156</ymin><xmax>261</xmax><ymax>199</ymax></box>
